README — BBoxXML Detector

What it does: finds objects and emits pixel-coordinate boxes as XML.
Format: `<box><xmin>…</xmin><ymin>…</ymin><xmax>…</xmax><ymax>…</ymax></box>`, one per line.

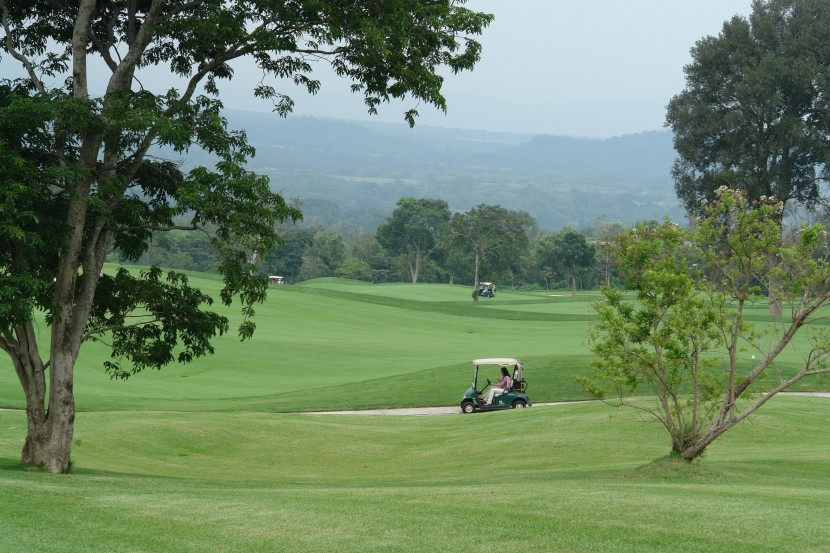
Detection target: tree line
<box><xmin>111</xmin><ymin>197</ymin><xmax>609</xmax><ymax>298</ymax></box>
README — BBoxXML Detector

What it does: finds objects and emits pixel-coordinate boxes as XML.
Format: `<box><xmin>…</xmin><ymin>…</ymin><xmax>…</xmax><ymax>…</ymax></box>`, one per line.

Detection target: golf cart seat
<box><xmin>510</xmin><ymin>366</ymin><xmax>526</xmax><ymax>393</ymax></box>
<box><xmin>511</xmin><ymin>378</ymin><xmax>527</xmax><ymax>393</ymax></box>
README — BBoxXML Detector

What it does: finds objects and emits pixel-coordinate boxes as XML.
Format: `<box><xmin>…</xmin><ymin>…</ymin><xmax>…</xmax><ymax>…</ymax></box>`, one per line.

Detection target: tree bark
<box><xmin>4</xmin><ymin>322</ymin><xmax>74</xmax><ymax>472</ymax></box>
<box><xmin>410</xmin><ymin>251</ymin><xmax>421</xmax><ymax>283</ymax></box>
<box><xmin>472</xmin><ymin>251</ymin><xmax>481</xmax><ymax>302</ymax></box>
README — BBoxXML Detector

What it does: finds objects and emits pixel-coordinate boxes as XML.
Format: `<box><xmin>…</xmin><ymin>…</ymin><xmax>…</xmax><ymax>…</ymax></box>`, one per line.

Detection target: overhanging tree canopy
<box><xmin>0</xmin><ymin>0</ymin><xmax>492</xmax><ymax>473</ymax></box>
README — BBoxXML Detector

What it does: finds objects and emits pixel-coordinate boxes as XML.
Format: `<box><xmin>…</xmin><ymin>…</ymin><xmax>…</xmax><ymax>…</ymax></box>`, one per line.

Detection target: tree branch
<box><xmin>0</xmin><ymin>1</ymin><xmax>46</xmax><ymax>93</ymax></box>
<box><xmin>72</xmin><ymin>0</ymin><xmax>97</xmax><ymax>99</ymax></box>
<box><xmin>89</xmin><ymin>8</ymin><xmax>120</xmax><ymax>73</ymax></box>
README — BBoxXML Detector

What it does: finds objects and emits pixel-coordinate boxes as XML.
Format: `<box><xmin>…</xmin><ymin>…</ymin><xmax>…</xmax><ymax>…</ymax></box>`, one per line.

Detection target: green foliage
<box><xmin>336</xmin><ymin>258</ymin><xmax>373</xmax><ymax>282</ymax></box>
<box><xmin>376</xmin><ymin>197</ymin><xmax>451</xmax><ymax>283</ymax></box>
<box><xmin>586</xmin><ymin>220</ymin><xmax>724</xmax><ymax>452</ymax></box>
<box><xmin>533</xmin><ymin>227</ymin><xmax>596</xmax><ymax>293</ymax></box>
<box><xmin>265</xmin><ymin>227</ymin><xmax>316</xmax><ymax>283</ymax></box>
<box><xmin>447</xmin><ymin>204</ymin><xmax>531</xmax><ymax>295</ymax></box>
<box><xmin>667</xmin><ymin>0</ymin><xmax>830</xmax><ymax>214</ymax></box>
<box><xmin>0</xmin><ymin>0</ymin><xmax>493</xmax><ymax>472</ymax></box>
<box><xmin>298</xmin><ymin>230</ymin><xmax>346</xmax><ymax>280</ymax></box>
<box><xmin>586</xmin><ymin>188</ymin><xmax>830</xmax><ymax>460</ymax></box>
<box><xmin>91</xmin><ymin>267</ymin><xmax>229</xmax><ymax>379</ymax></box>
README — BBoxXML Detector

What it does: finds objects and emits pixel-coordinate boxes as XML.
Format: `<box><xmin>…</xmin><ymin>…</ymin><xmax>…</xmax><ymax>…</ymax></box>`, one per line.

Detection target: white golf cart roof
<box><xmin>472</xmin><ymin>358</ymin><xmax>524</xmax><ymax>382</ymax></box>
<box><xmin>473</xmin><ymin>358</ymin><xmax>521</xmax><ymax>366</ymax></box>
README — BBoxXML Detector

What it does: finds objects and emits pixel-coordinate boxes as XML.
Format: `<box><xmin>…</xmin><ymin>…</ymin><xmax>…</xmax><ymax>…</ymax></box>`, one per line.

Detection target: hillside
<box><xmin>179</xmin><ymin>110</ymin><xmax>684</xmax><ymax>232</ymax></box>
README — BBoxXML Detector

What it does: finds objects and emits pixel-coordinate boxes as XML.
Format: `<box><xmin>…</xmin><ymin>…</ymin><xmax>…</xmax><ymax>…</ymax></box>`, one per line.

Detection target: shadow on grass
<box><xmin>0</xmin><ymin>457</ymin><xmax>28</xmax><ymax>471</ymax></box>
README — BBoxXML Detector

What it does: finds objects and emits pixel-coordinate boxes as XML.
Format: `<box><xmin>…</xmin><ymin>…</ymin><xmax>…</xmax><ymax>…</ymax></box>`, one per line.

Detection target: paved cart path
<box><xmin>304</xmin><ymin>401</ymin><xmax>586</xmax><ymax>416</ymax></box>
<box><xmin>303</xmin><ymin>393</ymin><xmax>830</xmax><ymax>416</ymax></box>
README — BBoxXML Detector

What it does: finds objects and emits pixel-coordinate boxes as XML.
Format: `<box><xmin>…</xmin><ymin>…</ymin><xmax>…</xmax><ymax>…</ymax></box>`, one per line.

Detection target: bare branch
<box><xmin>111</xmin><ymin>223</ymin><xmax>202</xmax><ymax>233</ymax></box>
<box><xmin>0</xmin><ymin>1</ymin><xmax>46</xmax><ymax>93</ymax></box>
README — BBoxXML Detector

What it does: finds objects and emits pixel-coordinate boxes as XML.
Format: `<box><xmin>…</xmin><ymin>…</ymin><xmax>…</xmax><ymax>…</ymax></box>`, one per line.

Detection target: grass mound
<box><xmin>623</xmin><ymin>453</ymin><xmax>726</xmax><ymax>482</ymax></box>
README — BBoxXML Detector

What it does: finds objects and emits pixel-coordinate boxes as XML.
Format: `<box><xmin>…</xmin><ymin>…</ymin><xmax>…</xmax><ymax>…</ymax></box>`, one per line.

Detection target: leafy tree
<box><xmin>352</xmin><ymin>232</ymin><xmax>394</xmax><ymax>283</ymax></box>
<box><xmin>556</xmin><ymin>229</ymin><xmax>595</xmax><ymax>296</ymax></box>
<box><xmin>447</xmin><ymin>205</ymin><xmax>530</xmax><ymax>301</ymax></box>
<box><xmin>667</xmin><ymin>0</ymin><xmax>830</xmax><ymax>216</ymax></box>
<box><xmin>336</xmin><ymin>258</ymin><xmax>372</xmax><ymax>282</ymax></box>
<box><xmin>584</xmin><ymin>188</ymin><xmax>830</xmax><ymax>461</ymax></box>
<box><xmin>440</xmin><ymin>245</ymin><xmax>474</xmax><ymax>286</ymax></box>
<box><xmin>298</xmin><ymin>230</ymin><xmax>346</xmax><ymax>281</ymax></box>
<box><xmin>0</xmin><ymin>0</ymin><xmax>492</xmax><ymax>473</ymax></box>
<box><xmin>534</xmin><ymin>228</ymin><xmax>595</xmax><ymax>295</ymax></box>
<box><xmin>265</xmin><ymin>228</ymin><xmax>316</xmax><ymax>283</ymax></box>
<box><xmin>593</xmin><ymin>221</ymin><xmax>627</xmax><ymax>287</ymax></box>
<box><xmin>113</xmin><ymin>228</ymin><xmax>218</xmax><ymax>272</ymax></box>
<box><xmin>532</xmin><ymin>233</ymin><xmax>561</xmax><ymax>289</ymax></box>
<box><xmin>376</xmin><ymin>197</ymin><xmax>451</xmax><ymax>283</ymax></box>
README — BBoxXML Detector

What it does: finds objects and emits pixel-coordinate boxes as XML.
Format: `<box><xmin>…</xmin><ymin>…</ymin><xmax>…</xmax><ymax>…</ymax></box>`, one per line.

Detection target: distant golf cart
<box><xmin>460</xmin><ymin>358</ymin><xmax>531</xmax><ymax>413</ymax></box>
<box><xmin>477</xmin><ymin>282</ymin><xmax>496</xmax><ymax>298</ymax></box>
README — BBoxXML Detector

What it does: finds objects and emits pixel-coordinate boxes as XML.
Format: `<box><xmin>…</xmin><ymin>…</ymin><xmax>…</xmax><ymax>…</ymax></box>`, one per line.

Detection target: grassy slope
<box><xmin>1</xmin><ymin>274</ymin><xmax>823</xmax><ymax>412</ymax></box>
<box><xmin>0</xmin><ymin>276</ymin><xmax>600</xmax><ymax>411</ymax></box>
<box><xmin>0</xmin><ymin>397</ymin><xmax>828</xmax><ymax>553</ymax></box>
<box><xmin>1</xmin><ymin>273</ymin><xmax>829</xmax><ymax>552</ymax></box>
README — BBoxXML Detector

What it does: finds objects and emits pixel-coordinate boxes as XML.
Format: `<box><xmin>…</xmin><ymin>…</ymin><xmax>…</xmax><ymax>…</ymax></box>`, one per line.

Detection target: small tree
<box><xmin>584</xmin><ymin>188</ymin><xmax>830</xmax><ymax>461</ymax></box>
<box><xmin>265</xmin><ymin>228</ymin><xmax>316</xmax><ymax>284</ymax></box>
<box><xmin>298</xmin><ymin>230</ymin><xmax>346</xmax><ymax>281</ymax></box>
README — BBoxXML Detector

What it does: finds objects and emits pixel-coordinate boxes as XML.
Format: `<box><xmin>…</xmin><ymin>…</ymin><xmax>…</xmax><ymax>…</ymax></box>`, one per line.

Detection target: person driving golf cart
<box><xmin>460</xmin><ymin>358</ymin><xmax>531</xmax><ymax>413</ymax></box>
<box><xmin>482</xmin><ymin>366</ymin><xmax>512</xmax><ymax>405</ymax></box>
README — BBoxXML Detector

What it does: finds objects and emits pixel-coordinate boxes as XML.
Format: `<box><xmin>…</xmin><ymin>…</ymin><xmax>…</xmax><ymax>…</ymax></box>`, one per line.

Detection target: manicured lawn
<box><xmin>0</xmin><ymin>396</ymin><xmax>828</xmax><ymax>552</ymax></box>
<box><xmin>0</xmin><ymin>274</ymin><xmax>601</xmax><ymax>411</ymax></box>
<box><xmin>1</xmin><ymin>272</ymin><xmax>829</xmax><ymax>552</ymax></box>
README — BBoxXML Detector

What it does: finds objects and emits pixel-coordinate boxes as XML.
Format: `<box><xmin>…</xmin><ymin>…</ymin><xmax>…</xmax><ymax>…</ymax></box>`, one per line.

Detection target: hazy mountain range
<box><xmin>183</xmin><ymin>110</ymin><xmax>685</xmax><ymax>234</ymax></box>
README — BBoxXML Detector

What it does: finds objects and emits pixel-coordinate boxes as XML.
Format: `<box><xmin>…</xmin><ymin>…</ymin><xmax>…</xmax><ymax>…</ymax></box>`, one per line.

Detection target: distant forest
<box><xmin>175</xmin><ymin>110</ymin><xmax>683</xmax><ymax>237</ymax></box>
<box><xmin>127</xmin><ymin>112</ymin><xmax>690</xmax><ymax>289</ymax></box>
<box><xmin>128</xmin><ymin>111</ymin><xmax>830</xmax><ymax>290</ymax></box>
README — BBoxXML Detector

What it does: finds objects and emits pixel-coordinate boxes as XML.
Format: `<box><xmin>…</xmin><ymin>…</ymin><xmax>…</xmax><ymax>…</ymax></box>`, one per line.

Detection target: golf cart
<box><xmin>478</xmin><ymin>282</ymin><xmax>496</xmax><ymax>297</ymax></box>
<box><xmin>460</xmin><ymin>358</ymin><xmax>531</xmax><ymax>413</ymax></box>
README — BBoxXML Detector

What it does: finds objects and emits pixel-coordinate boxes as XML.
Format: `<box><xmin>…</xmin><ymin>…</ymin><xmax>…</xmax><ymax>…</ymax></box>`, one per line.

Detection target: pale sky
<box><xmin>248</xmin><ymin>0</ymin><xmax>754</xmax><ymax>137</ymax></box>
<box><xmin>1</xmin><ymin>1</ymin><xmax>753</xmax><ymax>138</ymax></box>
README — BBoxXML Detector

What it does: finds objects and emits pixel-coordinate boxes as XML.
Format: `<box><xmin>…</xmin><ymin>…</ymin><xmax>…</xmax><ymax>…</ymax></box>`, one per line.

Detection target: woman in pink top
<box><xmin>483</xmin><ymin>366</ymin><xmax>512</xmax><ymax>405</ymax></box>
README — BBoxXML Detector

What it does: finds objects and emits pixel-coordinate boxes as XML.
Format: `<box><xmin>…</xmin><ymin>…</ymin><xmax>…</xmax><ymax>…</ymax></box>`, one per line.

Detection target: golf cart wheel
<box><xmin>461</xmin><ymin>400</ymin><xmax>475</xmax><ymax>414</ymax></box>
<box><xmin>511</xmin><ymin>399</ymin><xmax>527</xmax><ymax>409</ymax></box>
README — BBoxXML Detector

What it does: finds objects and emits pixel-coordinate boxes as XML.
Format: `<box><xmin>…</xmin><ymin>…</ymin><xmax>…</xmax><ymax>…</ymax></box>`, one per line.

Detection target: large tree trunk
<box><xmin>33</xmin><ymin>352</ymin><xmax>76</xmax><ymax>473</ymax></box>
<box><xmin>6</xmin><ymin>322</ymin><xmax>75</xmax><ymax>473</ymax></box>
<box><xmin>22</xmin><ymin>396</ymin><xmax>75</xmax><ymax>474</ymax></box>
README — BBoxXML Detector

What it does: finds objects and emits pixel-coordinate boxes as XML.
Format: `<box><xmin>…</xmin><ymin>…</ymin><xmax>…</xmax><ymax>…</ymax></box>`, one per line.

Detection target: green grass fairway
<box><xmin>0</xmin><ymin>275</ymin><xmax>604</xmax><ymax>412</ymax></box>
<box><xmin>3</xmin><ymin>274</ymin><xmax>823</xmax><ymax>412</ymax></box>
<box><xmin>0</xmin><ymin>396</ymin><xmax>828</xmax><ymax>553</ymax></box>
<box><xmin>1</xmin><ymin>272</ymin><xmax>829</xmax><ymax>552</ymax></box>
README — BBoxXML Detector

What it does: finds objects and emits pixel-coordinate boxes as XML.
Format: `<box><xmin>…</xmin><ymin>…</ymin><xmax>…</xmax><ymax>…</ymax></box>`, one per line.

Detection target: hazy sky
<box><xmin>1</xmin><ymin>1</ymin><xmax>754</xmax><ymax>138</ymax></box>
<box><xmin>249</xmin><ymin>0</ymin><xmax>754</xmax><ymax>137</ymax></box>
